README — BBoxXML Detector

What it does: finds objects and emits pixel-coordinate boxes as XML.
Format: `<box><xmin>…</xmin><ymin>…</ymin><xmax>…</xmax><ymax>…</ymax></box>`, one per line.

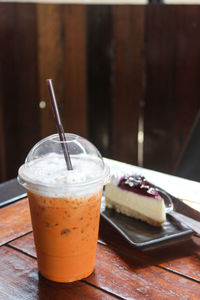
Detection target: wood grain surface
<box><xmin>2</xmin><ymin>192</ymin><xmax>200</xmax><ymax>284</ymax></box>
<box><xmin>99</xmin><ymin>218</ymin><xmax>200</xmax><ymax>283</ymax></box>
<box><xmin>9</xmin><ymin>231</ymin><xmax>200</xmax><ymax>299</ymax></box>
<box><xmin>37</xmin><ymin>4</ymin><xmax>88</xmax><ymax>139</ymax></box>
<box><xmin>144</xmin><ymin>5</ymin><xmax>177</xmax><ymax>173</ymax></box>
<box><xmin>0</xmin><ymin>3</ymin><xmax>40</xmax><ymax>180</ymax></box>
<box><xmin>9</xmin><ymin>213</ymin><xmax>200</xmax><ymax>284</ymax></box>
<box><xmin>144</xmin><ymin>5</ymin><xmax>200</xmax><ymax>173</ymax></box>
<box><xmin>1</xmin><ymin>3</ymin><xmax>200</xmax><ymax>181</ymax></box>
<box><xmin>87</xmin><ymin>5</ymin><xmax>113</xmax><ymax>158</ymax></box>
<box><xmin>0</xmin><ymin>246</ymin><xmax>116</xmax><ymax>300</ymax></box>
<box><xmin>0</xmin><ymin>91</ymin><xmax>6</xmax><ymax>181</ymax></box>
<box><xmin>63</xmin><ymin>5</ymin><xmax>87</xmax><ymax>138</ymax></box>
<box><xmin>0</xmin><ymin>198</ymin><xmax>31</xmax><ymax>246</ymax></box>
<box><xmin>0</xmin><ymin>184</ymin><xmax>199</xmax><ymax>299</ymax></box>
<box><xmin>112</xmin><ymin>5</ymin><xmax>145</xmax><ymax>165</ymax></box>
<box><xmin>37</xmin><ymin>4</ymin><xmax>65</xmax><ymax>137</ymax></box>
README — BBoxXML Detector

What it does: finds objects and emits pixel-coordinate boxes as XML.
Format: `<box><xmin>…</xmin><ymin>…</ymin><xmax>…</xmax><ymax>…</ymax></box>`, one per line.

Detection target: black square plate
<box><xmin>100</xmin><ymin>196</ymin><xmax>194</xmax><ymax>249</ymax></box>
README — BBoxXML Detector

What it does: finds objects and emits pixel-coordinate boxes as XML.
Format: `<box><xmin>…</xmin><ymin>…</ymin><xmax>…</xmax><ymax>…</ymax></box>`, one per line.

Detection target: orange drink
<box><xmin>28</xmin><ymin>189</ymin><xmax>102</xmax><ymax>282</ymax></box>
<box><xmin>18</xmin><ymin>134</ymin><xmax>109</xmax><ymax>282</ymax></box>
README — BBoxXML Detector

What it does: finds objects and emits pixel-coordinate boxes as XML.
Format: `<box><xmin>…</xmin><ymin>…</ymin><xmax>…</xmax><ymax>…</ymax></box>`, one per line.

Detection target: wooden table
<box><xmin>1</xmin><ymin>159</ymin><xmax>200</xmax><ymax>299</ymax></box>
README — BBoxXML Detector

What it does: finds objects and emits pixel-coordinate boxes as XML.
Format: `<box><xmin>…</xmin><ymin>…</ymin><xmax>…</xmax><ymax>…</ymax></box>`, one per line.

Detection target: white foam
<box><xmin>19</xmin><ymin>153</ymin><xmax>106</xmax><ymax>197</ymax></box>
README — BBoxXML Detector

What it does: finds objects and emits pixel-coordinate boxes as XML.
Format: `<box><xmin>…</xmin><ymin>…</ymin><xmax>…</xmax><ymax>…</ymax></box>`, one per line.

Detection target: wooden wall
<box><xmin>144</xmin><ymin>5</ymin><xmax>200</xmax><ymax>173</ymax></box>
<box><xmin>0</xmin><ymin>3</ymin><xmax>200</xmax><ymax>181</ymax></box>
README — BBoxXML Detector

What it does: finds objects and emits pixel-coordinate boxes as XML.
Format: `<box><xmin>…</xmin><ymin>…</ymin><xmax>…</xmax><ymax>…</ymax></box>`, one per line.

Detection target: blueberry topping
<box><xmin>118</xmin><ymin>175</ymin><xmax>159</xmax><ymax>198</ymax></box>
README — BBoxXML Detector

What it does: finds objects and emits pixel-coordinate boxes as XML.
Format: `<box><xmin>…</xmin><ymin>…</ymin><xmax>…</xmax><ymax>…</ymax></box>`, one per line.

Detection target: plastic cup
<box><xmin>18</xmin><ymin>133</ymin><xmax>109</xmax><ymax>282</ymax></box>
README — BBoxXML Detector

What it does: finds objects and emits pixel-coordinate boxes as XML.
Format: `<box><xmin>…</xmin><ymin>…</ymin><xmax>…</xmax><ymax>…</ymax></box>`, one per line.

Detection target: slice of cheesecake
<box><xmin>105</xmin><ymin>174</ymin><xmax>166</xmax><ymax>226</ymax></box>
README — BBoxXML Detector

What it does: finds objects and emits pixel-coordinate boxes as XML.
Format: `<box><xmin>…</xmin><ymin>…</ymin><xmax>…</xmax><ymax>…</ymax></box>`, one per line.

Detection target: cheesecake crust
<box><xmin>106</xmin><ymin>197</ymin><xmax>164</xmax><ymax>227</ymax></box>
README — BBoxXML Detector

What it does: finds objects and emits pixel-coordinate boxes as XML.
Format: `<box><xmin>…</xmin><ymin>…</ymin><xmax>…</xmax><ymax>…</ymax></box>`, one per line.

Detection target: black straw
<box><xmin>46</xmin><ymin>79</ymin><xmax>73</xmax><ymax>170</ymax></box>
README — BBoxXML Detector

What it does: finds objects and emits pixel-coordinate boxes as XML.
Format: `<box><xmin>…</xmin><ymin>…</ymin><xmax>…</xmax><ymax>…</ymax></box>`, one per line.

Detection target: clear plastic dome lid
<box><xmin>18</xmin><ymin>133</ymin><xmax>110</xmax><ymax>196</ymax></box>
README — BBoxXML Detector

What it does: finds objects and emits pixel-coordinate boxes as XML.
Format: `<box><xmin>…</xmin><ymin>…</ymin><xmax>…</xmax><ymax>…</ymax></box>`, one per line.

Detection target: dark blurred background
<box><xmin>1</xmin><ymin>1</ymin><xmax>200</xmax><ymax>182</ymax></box>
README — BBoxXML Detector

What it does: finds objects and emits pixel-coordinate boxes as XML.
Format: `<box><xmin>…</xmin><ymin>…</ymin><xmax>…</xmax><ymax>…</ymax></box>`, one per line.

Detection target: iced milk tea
<box><xmin>28</xmin><ymin>189</ymin><xmax>102</xmax><ymax>282</ymax></box>
<box><xmin>18</xmin><ymin>133</ymin><xmax>109</xmax><ymax>282</ymax></box>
